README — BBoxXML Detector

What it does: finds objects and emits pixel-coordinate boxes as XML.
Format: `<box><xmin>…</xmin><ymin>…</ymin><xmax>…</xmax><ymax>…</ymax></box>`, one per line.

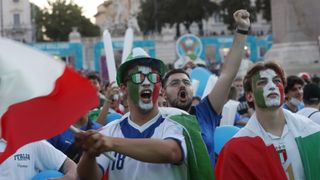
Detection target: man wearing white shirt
<box><xmin>297</xmin><ymin>83</ymin><xmax>320</xmax><ymax>124</ymax></box>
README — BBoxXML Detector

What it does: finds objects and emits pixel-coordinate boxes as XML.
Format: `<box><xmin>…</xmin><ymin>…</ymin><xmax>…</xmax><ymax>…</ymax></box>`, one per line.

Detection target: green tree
<box><xmin>220</xmin><ymin>0</ymin><xmax>256</xmax><ymax>31</ymax></box>
<box><xmin>137</xmin><ymin>0</ymin><xmax>218</xmax><ymax>37</ymax></box>
<box><xmin>255</xmin><ymin>0</ymin><xmax>271</xmax><ymax>22</ymax></box>
<box><xmin>30</xmin><ymin>3</ymin><xmax>45</xmax><ymax>42</ymax></box>
<box><xmin>36</xmin><ymin>0</ymin><xmax>100</xmax><ymax>41</ymax></box>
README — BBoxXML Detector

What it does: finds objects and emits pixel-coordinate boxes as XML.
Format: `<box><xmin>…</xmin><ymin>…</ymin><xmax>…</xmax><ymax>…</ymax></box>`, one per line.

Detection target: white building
<box><xmin>0</xmin><ymin>0</ymin><xmax>32</xmax><ymax>42</ymax></box>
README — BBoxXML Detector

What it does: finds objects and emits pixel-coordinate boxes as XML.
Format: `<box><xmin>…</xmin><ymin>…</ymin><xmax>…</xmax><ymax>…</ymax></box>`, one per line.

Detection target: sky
<box><xmin>29</xmin><ymin>0</ymin><xmax>105</xmax><ymax>20</ymax></box>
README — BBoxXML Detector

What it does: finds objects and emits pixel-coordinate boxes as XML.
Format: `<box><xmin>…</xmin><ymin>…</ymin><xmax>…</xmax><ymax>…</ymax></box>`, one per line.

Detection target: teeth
<box><xmin>141</xmin><ymin>90</ymin><xmax>151</xmax><ymax>95</ymax></box>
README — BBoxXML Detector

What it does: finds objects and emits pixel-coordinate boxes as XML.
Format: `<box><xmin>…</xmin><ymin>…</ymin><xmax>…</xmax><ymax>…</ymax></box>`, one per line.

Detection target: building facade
<box><xmin>0</xmin><ymin>0</ymin><xmax>32</xmax><ymax>42</ymax></box>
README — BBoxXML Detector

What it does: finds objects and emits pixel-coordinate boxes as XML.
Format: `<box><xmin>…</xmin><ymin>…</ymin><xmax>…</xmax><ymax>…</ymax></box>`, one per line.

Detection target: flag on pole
<box><xmin>0</xmin><ymin>38</ymin><xmax>98</xmax><ymax>164</ymax></box>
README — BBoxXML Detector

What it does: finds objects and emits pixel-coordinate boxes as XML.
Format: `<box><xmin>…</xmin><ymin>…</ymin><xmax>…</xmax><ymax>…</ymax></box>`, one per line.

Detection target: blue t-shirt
<box><xmin>107</xmin><ymin>110</ymin><xmax>123</xmax><ymax>124</ymax></box>
<box><xmin>48</xmin><ymin>120</ymin><xmax>102</xmax><ymax>153</ymax></box>
<box><xmin>282</xmin><ymin>102</ymin><xmax>304</xmax><ymax>113</ymax></box>
<box><xmin>190</xmin><ymin>96</ymin><xmax>222</xmax><ymax>167</ymax></box>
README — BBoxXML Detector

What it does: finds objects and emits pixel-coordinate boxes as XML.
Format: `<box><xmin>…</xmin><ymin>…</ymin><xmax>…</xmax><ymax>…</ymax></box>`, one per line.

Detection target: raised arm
<box><xmin>208</xmin><ymin>9</ymin><xmax>251</xmax><ymax>114</ymax></box>
<box><xmin>96</xmin><ymin>82</ymin><xmax>119</xmax><ymax>125</ymax></box>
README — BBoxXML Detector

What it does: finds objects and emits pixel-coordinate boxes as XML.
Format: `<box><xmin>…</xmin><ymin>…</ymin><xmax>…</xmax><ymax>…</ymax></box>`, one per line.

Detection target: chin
<box><xmin>138</xmin><ymin>102</ymin><xmax>154</xmax><ymax>112</ymax></box>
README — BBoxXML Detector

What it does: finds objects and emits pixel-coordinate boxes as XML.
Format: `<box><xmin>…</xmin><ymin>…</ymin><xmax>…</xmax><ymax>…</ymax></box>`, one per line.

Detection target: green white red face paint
<box><xmin>127</xmin><ymin>66</ymin><xmax>160</xmax><ymax>111</ymax></box>
<box><xmin>252</xmin><ymin>69</ymin><xmax>284</xmax><ymax>108</ymax></box>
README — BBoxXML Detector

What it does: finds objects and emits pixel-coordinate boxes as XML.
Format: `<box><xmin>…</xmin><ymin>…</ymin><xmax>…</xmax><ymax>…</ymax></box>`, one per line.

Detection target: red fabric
<box><xmin>115</xmin><ymin>108</ymin><xmax>124</xmax><ymax>115</ymax></box>
<box><xmin>102</xmin><ymin>170</ymin><xmax>108</xmax><ymax>180</ymax></box>
<box><xmin>0</xmin><ymin>67</ymin><xmax>98</xmax><ymax>163</ymax></box>
<box><xmin>215</xmin><ymin>136</ymin><xmax>287</xmax><ymax>180</ymax></box>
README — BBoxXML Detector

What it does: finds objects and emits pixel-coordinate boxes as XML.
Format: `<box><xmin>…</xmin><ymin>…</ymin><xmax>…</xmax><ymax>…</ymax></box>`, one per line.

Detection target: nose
<box><xmin>269</xmin><ymin>86</ymin><xmax>275</xmax><ymax>91</ymax></box>
<box><xmin>141</xmin><ymin>76</ymin><xmax>151</xmax><ymax>87</ymax></box>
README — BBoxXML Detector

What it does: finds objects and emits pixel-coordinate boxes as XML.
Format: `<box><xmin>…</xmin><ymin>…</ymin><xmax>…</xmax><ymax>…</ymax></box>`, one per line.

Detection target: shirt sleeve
<box><xmin>162</xmin><ymin>120</ymin><xmax>187</xmax><ymax>162</ymax></box>
<box><xmin>33</xmin><ymin>140</ymin><xmax>67</xmax><ymax>171</ymax></box>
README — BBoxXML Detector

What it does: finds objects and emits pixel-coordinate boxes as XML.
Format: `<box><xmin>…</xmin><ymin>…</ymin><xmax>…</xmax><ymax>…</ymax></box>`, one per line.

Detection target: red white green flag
<box><xmin>0</xmin><ymin>38</ymin><xmax>98</xmax><ymax>164</ymax></box>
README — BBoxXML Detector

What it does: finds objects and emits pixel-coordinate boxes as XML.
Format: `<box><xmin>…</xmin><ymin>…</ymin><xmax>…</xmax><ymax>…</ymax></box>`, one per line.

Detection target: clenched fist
<box><xmin>233</xmin><ymin>9</ymin><xmax>250</xmax><ymax>31</ymax></box>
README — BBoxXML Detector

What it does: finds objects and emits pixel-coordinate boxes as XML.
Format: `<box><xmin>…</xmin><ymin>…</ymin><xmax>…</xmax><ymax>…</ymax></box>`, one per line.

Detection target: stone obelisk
<box><xmin>264</xmin><ymin>0</ymin><xmax>320</xmax><ymax>75</ymax></box>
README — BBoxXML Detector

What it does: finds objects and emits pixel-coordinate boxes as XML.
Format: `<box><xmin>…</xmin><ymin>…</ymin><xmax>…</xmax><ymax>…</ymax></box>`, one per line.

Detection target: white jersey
<box><xmin>0</xmin><ymin>140</ymin><xmax>67</xmax><ymax>180</ymax></box>
<box><xmin>297</xmin><ymin>107</ymin><xmax>320</xmax><ymax>125</ymax></box>
<box><xmin>97</xmin><ymin>112</ymin><xmax>188</xmax><ymax>180</ymax></box>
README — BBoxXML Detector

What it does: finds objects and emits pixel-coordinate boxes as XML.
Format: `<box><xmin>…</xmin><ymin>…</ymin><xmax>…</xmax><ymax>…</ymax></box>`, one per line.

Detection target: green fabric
<box><xmin>88</xmin><ymin>108</ymin><xmax>101</xmax><ymax>121</ymax></box>
<box><xmin>169</xmin><ymin>114</ymin><xmax>215</xmax><ymax>180</ymax></box>
<box><xmin>295</xmin><ymin>131</ymin><xmax>320</xmax><ymax>180</ymax></box>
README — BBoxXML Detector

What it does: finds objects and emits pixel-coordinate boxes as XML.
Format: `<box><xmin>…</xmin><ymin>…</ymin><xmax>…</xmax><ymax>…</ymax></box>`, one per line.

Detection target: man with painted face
<box><xmin>215</xmin><ymin>61</ymin><xmax>320</xmax><ymax>180</ymax></box>
<box><xmin>76</xmin><ymin>48</ymin><xmax>192</xmax><ymax>180</ymax></box>
<box><xmin>162</xmin><ymin>9</ymin><xmax>250</xmax><ymax>166</ymax></box>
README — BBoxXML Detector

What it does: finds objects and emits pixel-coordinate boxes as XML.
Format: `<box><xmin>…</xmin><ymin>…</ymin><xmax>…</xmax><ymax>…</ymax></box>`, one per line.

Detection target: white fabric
<box><xmin>220</xmin><ymin>100</ymin><xmax>240</xmax><ymax>126</ymax></box>
<box><xmin>0</xmin><ymin>38</ymin><xmax>64</xmax><ymax>118</ymax></box>
<box><xmin>97</xmin><ymin>112</ymin><xmax>188</xmax><ymax>180</ymax></box>
<box><xmin>0</xmin><ymin>140</ymin><xmax>66</xmax><ymax>180</ymax></box>
<box><xmin>121</xmin><ymin>28</ymin><xmax>134</xmax><ymax>63</ymax></box>
<box><xmin>102</xmin><ymin>30</ymin><xmax>117</xmax><ymax>82</ymax></box>
<box><xmin>235</xmin><ymin>109</ymin><xmax>320</xmax><ymax>180</ymax></box>
<box><xmin>159</xmin><ymin>107</ymin><xmax>189</xmax><ymax>118</ymax></box>
<box><xmin>297</xmin><ymin>107</ymin><xmax>320</xmax><ymax>125</ymax></box>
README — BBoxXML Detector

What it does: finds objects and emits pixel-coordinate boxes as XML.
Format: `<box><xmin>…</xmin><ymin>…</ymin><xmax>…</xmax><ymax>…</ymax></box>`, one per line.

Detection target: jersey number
<box><xmin>111</xmin><ymin>152</ymin><xmax>126</xmax><ymax>170</ymax></box>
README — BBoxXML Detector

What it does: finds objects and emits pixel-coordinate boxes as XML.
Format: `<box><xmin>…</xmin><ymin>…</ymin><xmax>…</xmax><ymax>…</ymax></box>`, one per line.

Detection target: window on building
<box><xmin>13</xmin><ymin>14</ymin><xmax>20</xmax><ymax>27</ymax></box>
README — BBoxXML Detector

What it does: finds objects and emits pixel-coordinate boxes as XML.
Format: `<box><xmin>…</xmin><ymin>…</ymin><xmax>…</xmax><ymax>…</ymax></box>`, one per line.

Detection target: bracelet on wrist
<box><xmin>236</xmin><ymin>28</ymin><xmax>249</xmax><ymax>35</ymax></box>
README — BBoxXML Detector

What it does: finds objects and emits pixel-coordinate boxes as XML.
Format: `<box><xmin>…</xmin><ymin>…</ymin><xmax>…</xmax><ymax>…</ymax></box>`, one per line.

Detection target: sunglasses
<box><xmin>126</xmin><ymin>71</ymin><xmax>161</xmax><ymax>84</ymax></box>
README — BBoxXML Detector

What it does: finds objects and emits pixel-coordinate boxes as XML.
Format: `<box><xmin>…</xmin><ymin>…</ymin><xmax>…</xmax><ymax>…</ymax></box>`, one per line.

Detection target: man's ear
<box><xmin>161</xmin><ymin>87</ymin><xmax>168</xmax><ymax>100</ymax></box>
<box><xmin>246</xmin><ymin>92</ymin><xmax>254</xmax><ymax>104</ymax></box>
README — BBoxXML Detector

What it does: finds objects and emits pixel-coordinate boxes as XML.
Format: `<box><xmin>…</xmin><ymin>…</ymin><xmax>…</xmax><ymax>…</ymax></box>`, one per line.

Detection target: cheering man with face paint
<box><xmin>162</xmin><ymin>9</ymin><xmax>251</xmax><ymax>167</ymax></box>
<box><xmin>215</xmin><ymin>61</ymin><xmax>320</xmax><ymax>180</ymax></box>
<box><xmin>76</xmin><ymin>48</ymin><xmax>192</xmax><ymax>180</ymax></box>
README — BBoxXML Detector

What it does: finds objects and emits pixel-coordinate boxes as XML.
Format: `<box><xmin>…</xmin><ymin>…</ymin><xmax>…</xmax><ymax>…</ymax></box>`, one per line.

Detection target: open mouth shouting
<box><xmin>140</xmin><ymin>89</ymin><xmax>152</xmax><ymax>103</ymax></box>
<box><xmin>178</xmin><ymin>90</ymin><xmax>188</xmax><ymax>102</ymax></box>
<box><xmin>267</xmin><ymin>92</ymin><xmax>279</xmax><ymax>98</ymax></box>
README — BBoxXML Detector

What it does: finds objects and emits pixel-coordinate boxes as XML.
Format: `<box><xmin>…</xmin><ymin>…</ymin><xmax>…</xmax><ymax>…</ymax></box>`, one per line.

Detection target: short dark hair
<box><xmin>87</xmin><ymin>73</ymin><xmax>101</xmax><ymax>84</ymax></box>
<box><xmin>285</xmin><ymin>75</ymin><xmax>304</xmax><ymax>94</ymax></box>
<box><xmin>243</xmin><ymin>61</ymin><xmax>286</xmax><ymax>108</ymax></box>
<box><xmin>162</xmin><ymin>68</ymin><xmax>190</xmax><ymax>87</ymax></box>
<box><xmin>303</xmin><ymin>83</ymin><xmax>320</xmax><ymax>105</ymax></box>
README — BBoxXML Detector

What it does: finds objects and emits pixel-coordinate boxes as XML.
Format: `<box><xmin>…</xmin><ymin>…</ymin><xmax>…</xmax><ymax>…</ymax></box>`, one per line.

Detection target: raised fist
<box><xmin>233</xmin><ymin>9</ymin><xmax>250</xmax><ymax>31</ymax></box>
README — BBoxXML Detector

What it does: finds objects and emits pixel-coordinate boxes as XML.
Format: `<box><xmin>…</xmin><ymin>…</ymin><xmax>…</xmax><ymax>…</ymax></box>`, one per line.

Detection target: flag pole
<box><xmin>69</xmin><ymin>125</ymin><xmax>116</xmax><ymax>161</ymax></box>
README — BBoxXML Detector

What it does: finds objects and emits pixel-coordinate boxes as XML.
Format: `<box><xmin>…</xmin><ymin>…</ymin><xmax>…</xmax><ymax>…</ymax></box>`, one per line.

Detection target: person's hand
<box><xmin>74</xmin><ymin>130</ymin><xmax>113</xmax><ymax>157</ymax></box>
<box><xmin>233</xmin><ymin>9</ymin><xmax>250</xmax><ymax>31</ymax></box>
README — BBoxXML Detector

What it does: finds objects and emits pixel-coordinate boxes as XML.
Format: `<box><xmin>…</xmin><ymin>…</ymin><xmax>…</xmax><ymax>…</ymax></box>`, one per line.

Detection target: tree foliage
<box><xmin>137</xmin><ymin>0</ymin><xmax>218</xmax><ymax>37</ymax></box>
<box><xmin>220</xmin><ymin>0</ymin><xmax>256</xmax><ymax>31</ymax></box>
<box><xmin>255</xmin><ymin>0</ymin><xmax>271</xmax><ymax>22</ymax></box>
<box><xmin>30</xmin><ymin>3</ymin><xmax>45</xmax><ymax>41</ymax></box>
<box><xmin>35</xmin><ymin>0</ymin><xmax>100</xmax><ymax>41</ymax></box>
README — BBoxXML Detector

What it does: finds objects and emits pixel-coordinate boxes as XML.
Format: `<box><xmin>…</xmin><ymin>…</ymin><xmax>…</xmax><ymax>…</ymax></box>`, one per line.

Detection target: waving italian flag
<box><xmin>0</xmin><ymin>38</ymin><xmax>98</xmax><ymax>164</ymax></box>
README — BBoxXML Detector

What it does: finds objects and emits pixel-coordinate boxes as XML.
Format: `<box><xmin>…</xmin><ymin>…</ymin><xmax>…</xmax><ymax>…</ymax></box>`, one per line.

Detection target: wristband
<box><xmin>236</xmin><ymin>28</ymin><xmax>249</xmax><ymax>35</ymax></box>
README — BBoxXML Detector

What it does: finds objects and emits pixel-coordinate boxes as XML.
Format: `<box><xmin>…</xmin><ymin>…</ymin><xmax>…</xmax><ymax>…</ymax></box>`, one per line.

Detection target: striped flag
<box><xmin>0</xmin><ymin>38</ymin><xmax>98</xmax><ymax>164</ymax></box>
